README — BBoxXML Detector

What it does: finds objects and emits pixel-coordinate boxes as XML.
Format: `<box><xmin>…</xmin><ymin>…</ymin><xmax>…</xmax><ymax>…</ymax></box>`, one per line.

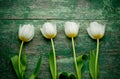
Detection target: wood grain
<box><xmin>0</xmin><ymin>0</ymin><xmax>120</xmax><ymax>79</ymax></box>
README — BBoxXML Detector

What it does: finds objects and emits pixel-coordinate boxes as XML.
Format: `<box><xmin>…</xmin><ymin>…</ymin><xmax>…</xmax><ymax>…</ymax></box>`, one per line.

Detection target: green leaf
<box><xmin>29</xmin><ymin>56</ymin><xmax>42</xmax><ymax>79</ymax></box>
<box><xmin>21</xmin><ymin>53</ymin><xmax>27</xmax><ymax>78</ymax></box>
<box><xmin>77</xmin><ymin>55</ymin><xmax>88</xmax><ymax>77</ymax></box>
<box><xmin>89</xmin><ymin>50</ymin><xmax>98</xmax><ymax>79</ymax></box>
<box><xmin>49</xmin><ymin>51</ymin><xmax>56</xmax><ymax>78</ymax></box>
<box><xmin>11</xmin><ymin>55</ymin><xmax>21</xmax><ymax>79</ymax></box>
<box><xmin>58</xmin><ymin>72</ymin><xmax>69</xmax><ymax>79</ymax></box>
<box><xmin>76</xmin><ymin>54</ymin><xmax>88</xmax><ymax>78</ymax></box>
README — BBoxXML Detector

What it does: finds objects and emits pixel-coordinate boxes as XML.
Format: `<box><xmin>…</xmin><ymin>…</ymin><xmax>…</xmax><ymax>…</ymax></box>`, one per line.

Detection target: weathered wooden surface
<box><xmin>0</xmin><ymin>0</ymin><xmax>120</xmax><ymax>79</ymax></box>
<box><xmin>0</xmin><ymin>0</ymin><xmax>119</xmax><ymax>20</ymax></box>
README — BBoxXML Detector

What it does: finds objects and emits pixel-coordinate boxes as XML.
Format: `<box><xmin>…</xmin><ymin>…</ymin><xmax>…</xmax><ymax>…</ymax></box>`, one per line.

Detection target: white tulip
<box><xmin>19</xmin><ymin>24</ymin><xmax>34</xmax><ymax>42</ymax></box>
<box><xmin>87</xmin><ymin>22</ymin><xmax>105</xmax><ymax>39</ymax></box>
<box><xmin>40</xmin><ymin>22</ymin><xmax>57</xmax><ymax>39</ymax></box>
<box><xmin>64</xmin><ymin>21</ymin><xmax>79</xmax><ymax>38</ymax></box>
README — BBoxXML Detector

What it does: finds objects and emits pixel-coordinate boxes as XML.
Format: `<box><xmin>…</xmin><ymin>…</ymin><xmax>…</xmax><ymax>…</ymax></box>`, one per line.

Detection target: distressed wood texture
<box><xmin>0</xmin><ymin>0</ymin><xmax>119</xmax><ymax>20</ymax></box>
<box><xmin>0</xmin><ymin>0</ymin><xmax>120</xmax><ymax>79</ymax></box>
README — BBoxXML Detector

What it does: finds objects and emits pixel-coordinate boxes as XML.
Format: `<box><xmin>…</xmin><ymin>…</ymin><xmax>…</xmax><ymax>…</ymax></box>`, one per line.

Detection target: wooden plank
<box><xmin>0</xmin><ymin>0</ymin><xmax>119</xmax><ymax>20</ymax></box>
<box><xmin>0</xmin><ymin>20</ymin><xmax>120</xmax><ymax>79</ymax></box>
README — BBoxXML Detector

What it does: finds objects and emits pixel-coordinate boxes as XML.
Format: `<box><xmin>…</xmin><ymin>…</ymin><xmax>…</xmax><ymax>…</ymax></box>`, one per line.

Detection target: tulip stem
<box><xmin>95</xmin><ymin>39</ymin><xmax>99</xmax><ymax>79</ymax></box>
<box><xmin>18</xmin><ymin>41</ymin><xmax>24</xmax><ymax>76</ymax></box>
<box><xmin>72</xmin><ymin>37</ymin><xmax>80</xmax><ymax>79</ymax></box>
<box><xmin>51</xmin><ymin>38</ymin><xmax>57</xmax><ymax>79</ymax></box>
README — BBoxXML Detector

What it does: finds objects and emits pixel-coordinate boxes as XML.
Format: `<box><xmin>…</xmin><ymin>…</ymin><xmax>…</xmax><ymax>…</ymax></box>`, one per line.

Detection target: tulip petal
<box><xmin>26</xmin><ymin>25</ymin><xmax>34</xmax><ymax>41</ymax></box>
<box><xmin>19</xmin><ymin>25</ymin><xmax>22</xmax><ymax>37</ymax></box>
<box><xmin>90</xmin><ymin>22</ymin><xmax>100</xmax><ymax>36</ymax></box>
<box><xmin>20</xmin><ymin>25</ymin><xmax>28</xmax><ymax>37</ymax></box>
<box><xmin>40</xmin><ymin>28</ymin><xmax>47</xmax><ymax>38</ymax></box>
<box><xmin>87</xmin><ymin>27</ymin><xmax>95</xmax><ymax>39</ymax></box>
<box><xmin>22</xmin><ymin>25</ymin><xmax>30</xmax><ymax>40</ymax></box>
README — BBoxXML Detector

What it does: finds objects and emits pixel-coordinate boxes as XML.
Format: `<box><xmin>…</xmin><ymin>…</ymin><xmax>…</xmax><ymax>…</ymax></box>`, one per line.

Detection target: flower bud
<box><xmin>87</xmin><ymin>22</ymin><xmax>105</xmax><ymax>39</ymax></box>
<box><xmin>64</xmin><ymin>21</ymin><xmax>79</xmax><ymax>38</ymax></box>
<box><xmin>19</xmin><ymin>24</ymin><xmax>34</xmax><ymax>42</ymax></box>
<box><xmin>40</xmin><ymin>22</ymin><xmax>57</xmax><ymax>39</ymax></box>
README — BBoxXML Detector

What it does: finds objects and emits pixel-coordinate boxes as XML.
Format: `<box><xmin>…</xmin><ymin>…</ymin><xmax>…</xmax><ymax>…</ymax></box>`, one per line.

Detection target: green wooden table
<box><xmin>0</xmin><ymin>0</ymin><xmax>120</xmax><ymax>79</ymax></box>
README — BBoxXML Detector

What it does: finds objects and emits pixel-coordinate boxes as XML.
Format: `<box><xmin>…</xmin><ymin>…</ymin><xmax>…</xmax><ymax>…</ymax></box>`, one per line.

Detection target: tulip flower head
<box><xmin>19</xmin><ymin>24</ymin><xmax>34</xmax><ymax>42</ymax></box>
<box><xmin>64</xmin><ymin>21</ymin><xmax>79</xmax><ymax>38</ymax></box>
<box><xmin>40</xmin><ymin>22</ymin><xmax>57</xmax><ymax>39</ymax></box>
<box><xmin>87</xmin><ymin>22</ymin><xmax>105</xmax><ymax>39</ymax></box>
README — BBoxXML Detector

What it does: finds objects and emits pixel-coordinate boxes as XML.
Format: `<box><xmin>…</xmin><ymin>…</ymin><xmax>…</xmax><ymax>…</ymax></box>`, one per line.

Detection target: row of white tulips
<box><xmin>17</xmin><ymin>21</ymin><xmax>105</xmax><ymax>79</ymax></box>
<box><xmin>19</xmin><ymin>21</ymin><xmax>105</xmax><ymax>41</ymax></box>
